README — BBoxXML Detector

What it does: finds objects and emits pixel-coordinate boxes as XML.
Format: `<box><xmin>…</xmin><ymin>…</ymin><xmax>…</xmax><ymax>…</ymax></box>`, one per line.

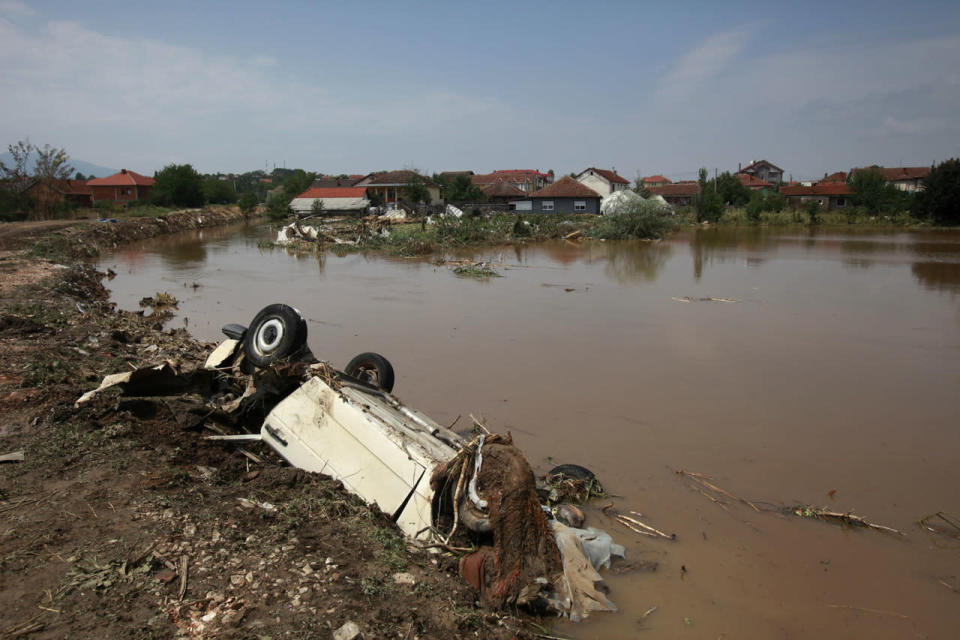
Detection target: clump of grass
<box><xmin>453</xmin><ymin>262</ymin><xmax>501</xmax><ymax>279</ymax></box>
<box><xmin>153</xmin><ymin>292</ymin><xmax>178</xmax><ymax>307</ymax></box>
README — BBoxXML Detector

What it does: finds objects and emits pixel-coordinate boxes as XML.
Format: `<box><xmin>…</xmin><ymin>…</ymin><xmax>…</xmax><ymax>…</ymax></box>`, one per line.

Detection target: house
<box><xmin>647</xmin><ymin>181</ymin><xmax>699</xmax><ymax>207</ymax></box>
<box><xmin>515</xmin><ymin>176</ymin><xmax>601</xmax><ymax>214</ymax></box>
<box><xmin>289</xmin><ymin>187</ymin><xmax>370</xmax><ymax>214</ymax></box>
<box><xmin>735</xmin><ymin>173</ymin><xmax>773</xmax><ymax>191</ymax></box>
<box><xmin>479</xmin><ymin>179</ymin><xmax>526</xmax><ymax>206</ymax></box>
<box><xmin>354</xmin><ymin>170</ymin><xmax>442</xmax><ymax>205</ymax></box>
<box><xmin>87</xmin><ymin>169</ymin><xmax>155</xmax><ymax>204</ymax></box>
<box><xmin>574</xmin><ymin>168</ymin><xmax>630</xmax><ymax>198</ymax></box>
<box><xmin>471</xmin><ymin>169</ymin><xmax>553</xmax><ymax>194</ymax></box>
<box><xmin>780</xmin><ymin>183</ymin><xmax>853</xmax><ymax>210</ymax></box>
<box><xmin>641</xmin><ymin>175</ymin><xmax>671</xmax><ymax>188</ymax></box>
<box><xmin>738</xmin><ymin>160</ymin><xmax>784</xmax><ymax>187</ymax></box>
<box><xmin>24</xmin><ymin>179</ymin><xmax>92</xmax><ymax>209</ymax></box>
<box><xmin>849</xmin><ymin>166</ymin><xmax>930</xmax><ymax>192</ymax></box>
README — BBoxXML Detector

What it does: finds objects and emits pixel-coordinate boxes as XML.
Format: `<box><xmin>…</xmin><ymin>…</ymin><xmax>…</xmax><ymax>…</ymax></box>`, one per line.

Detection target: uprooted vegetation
<box><xmin>262</xmin><ymin>210</ymin><xmax>679</xmax><ymax>258</ymax></box>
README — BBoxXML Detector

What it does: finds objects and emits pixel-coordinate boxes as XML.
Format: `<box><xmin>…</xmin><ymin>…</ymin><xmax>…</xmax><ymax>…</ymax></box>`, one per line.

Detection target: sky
<box><xmin>1</xmin><ymin>0</ymin><xmax>959</xmax><ymax>181</ymax></box>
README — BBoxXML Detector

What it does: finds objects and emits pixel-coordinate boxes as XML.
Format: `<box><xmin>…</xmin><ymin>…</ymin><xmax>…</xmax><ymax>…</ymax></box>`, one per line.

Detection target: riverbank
<box><xmin>0</xmin><ymin>224</ymin><xmax>530</xmax><ymax>637</ymax></box>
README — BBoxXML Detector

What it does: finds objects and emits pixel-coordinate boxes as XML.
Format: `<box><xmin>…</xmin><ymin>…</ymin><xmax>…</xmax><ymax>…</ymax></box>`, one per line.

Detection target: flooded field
<box><xmin>99</xmin><ymin>223</ymin><xmax>960</xmax><ymax>639</ymax></box>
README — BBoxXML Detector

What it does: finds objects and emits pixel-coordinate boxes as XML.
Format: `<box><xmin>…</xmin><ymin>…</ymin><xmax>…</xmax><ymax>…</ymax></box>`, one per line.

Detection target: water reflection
<box><xmin>603</xmin><ymin>240</ymin><xmax>673</xmax><ymax>283</ymax></box>
<box><xmin>912</xmin><ymin>261</ymin><xmax>960</xmax><ymax>295</ymax></box>
<box><xmin>688</xmin><ymin>228</ymin><xmax>779</xmax><ymax>280</ymax></box>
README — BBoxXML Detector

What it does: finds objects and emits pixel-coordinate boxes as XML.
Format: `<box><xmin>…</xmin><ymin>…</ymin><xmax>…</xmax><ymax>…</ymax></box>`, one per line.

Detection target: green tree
<box><xmin>850</xmin><ymin>167</ymin><xmax>901</xmax><ymax>214</ymax></box>
<box><xmin>202</xmin><ymin>177</ymin><xmax>238</xmax><ymax>204</ymax></box>
<box><xmin>632</xmin><ymin>174</ymin><xmax>651</xmax><ymax>198</ymax></box>
<box><xmin>310</xmin><ymin>198</ymin><xmax>325</xmax><ymax>217</ymax></box>
<box><xmin>0</xmin><ymin>139</ymin><xmax>34</xmax><ymax>196</ymax></box>
<box><xmin>282</xmin><ymin>169</ymin><xmax>316</xmax><ymax>201</ymax></box>
<box><xmin>714</xmin><ymin>171</ymin><xmax>752</xmax><ymax>206</ymax></box>
<box><xmin>446</xmin><ymin>174</ymin><xmax>485</xmax><ymax>202</ymax></box>
<box><xmin>151</xmin><ymin>164</ymin><xmax>204</xmax><ymax>207</ymax></box>
<box><xmin>74</xmin><ymin>171</ymin><xmax>86</xmax><ymax>181</ymax></box>
<box><xmin>914</xmin><ymin>159</ymin><xmax>960</xmax><ymax>225</ymax></box>
<box><xmin>402</xmin><ymin>173</ymin><xmax>430</xmax><ymax>204</ymax></box>
<box><xmin>238</xmin><ymin>191</ymin><xmax>258</xmax><ymax>215</ymax></box>
<box><xmin>695</xmin><ymin>168</ymin><xmax>722</xmax><ymax>222</ymax></box>
<box><xmin>804</xmin><ymin>199</ymin><xmax>821</xmax><ymax>224</ymax></box>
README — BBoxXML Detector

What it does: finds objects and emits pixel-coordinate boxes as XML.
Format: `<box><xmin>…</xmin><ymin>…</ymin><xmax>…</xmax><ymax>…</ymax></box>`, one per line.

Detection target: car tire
<box><xmin>547</xmin><ymin>464</ymin><xmax>596</xmax><ymax>481</ymax></box>
<box><xmin>243</xmin><ymin>304</ymin><xmax>307</xmax><ymax>368</ymax></box>
<box><xmin>344</xmin><ymin>352</ymin><xmax>395</xmax><ymax>392</ymax></box>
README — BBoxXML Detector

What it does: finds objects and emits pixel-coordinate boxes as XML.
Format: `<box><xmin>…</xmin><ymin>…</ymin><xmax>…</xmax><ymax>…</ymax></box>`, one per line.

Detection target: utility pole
<box><xmin>714</xmin><ymin>168</ymin><xmax>717</xmax><ymax>193</ymax></box>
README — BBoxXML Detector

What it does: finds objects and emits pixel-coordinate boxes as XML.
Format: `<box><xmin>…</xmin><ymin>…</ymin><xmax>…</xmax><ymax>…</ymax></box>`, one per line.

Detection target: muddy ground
<box><xmin>0</xmin><ymin>216</ymin><xmax>533</xmax><ymax>639</ymax></box>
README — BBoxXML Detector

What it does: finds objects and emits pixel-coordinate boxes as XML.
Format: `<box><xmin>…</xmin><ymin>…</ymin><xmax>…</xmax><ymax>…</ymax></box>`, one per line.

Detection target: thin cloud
<box><xmin>0</xmin><ymin>1</ymin><xmax>34</xmax><ymax>17</ymax></box>
<box><xmin>655</xmin><ymin>29</ymin><xmax>750</xmax><ymax>102</ymax></box>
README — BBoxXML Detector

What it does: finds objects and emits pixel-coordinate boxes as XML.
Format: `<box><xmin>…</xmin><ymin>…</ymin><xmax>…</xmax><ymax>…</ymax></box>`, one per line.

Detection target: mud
<box><xmin>0</xmin><ymin>249</ymin><xmax>531</xmax><ymax>637</ymax></box>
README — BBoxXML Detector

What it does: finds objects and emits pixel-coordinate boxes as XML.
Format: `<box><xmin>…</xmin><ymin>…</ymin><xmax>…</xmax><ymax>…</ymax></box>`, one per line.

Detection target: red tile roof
<box><xmin>642</xmin><ymin>175</ymin><xmax>670</xmax><ymax>183</ymax></box>
<box><xmin>735</xmin><ymin>173</ymin><xmax>773</xmax><ymax>189</ymax></box>
<box><xmin>780</xmin><ymin>183</ymin><xmax>853</xmax><ymax>197</ymax></box>
<box><xmin>820</xmin><ymin>171</ymin><xmax>848</xmax><ymax>183</ymax></box>
<box><xmin>493</xmin><ymin>169</ymin><xmax>551</xmax><ymax>179</ymax></box>
<box><xmin>480</xmin><ymin>180</ymin><xmax>526</xmax><ymax>198</ymax></box>
<box><xmin>648</xmin><ymin>183</ymin><xmax>699</xmax><ymax>197</ymax></box>
<box><xmin>86</xmin><ymin>169</ymin><xmax>154</xmax><ymax>187</ymax></box>
<box><xmin>580</xmin><ymin>167</ymin><xmax>630</xmax><ymax>184</ymax></box>
<box><xmin>850</xmin><ymin>166</ymin><xmax>930</xmax><ymax>181</ymax></box>
<box><xmin>740</xmin><ymin>159</ymin><xmax>784</xmax><ymax>174</ymax></box>
<box><xmin>528</xmin><ymin>176</ymin><xmax>601</xmax><ymax>199</ymax></box>
<box><xmin>295</xmin><ymin>187</ymin><xmax>368</xmax><ymax>199</ymax></box>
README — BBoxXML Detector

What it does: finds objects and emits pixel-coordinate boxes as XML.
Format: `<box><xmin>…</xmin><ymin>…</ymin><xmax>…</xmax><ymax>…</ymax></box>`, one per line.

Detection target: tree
<box><xmin>152</xmin><ymin>164</ymin><xmax>204</xmax><ymax>207</ymax></box>
<box><xmin>202</xmin><ymin>177</ymin><xmax>238</xmax><ymax>204</ymax></box>
<box><xmin>914</xmin><ymin>159</ymin><xmax>960</xmax><ymax>225</ymax></box>
<box><xmin>446</xmin><ymin>174</ymin><xmax>484</xmax><ymax>202</ymax></box>
<box><xmin>714</xmin><ymin>171</ymin><xmax>751</xmax><ymax>207</ymax></box>
<box><xmin>34</xmin><ymin>144</ymin><xmax>72</xmax><ymax>183</ymax></box>
<box><xmin>310</xmin><ymin>198</ymin><xmax>325</xmax><ymax>217</ymax></box>
<box><xmin>74</xmin><ymin>171</ymin><xmax>86</xmax><ymax>181</ymax></box>
<box><xmin>695</xmin><ymin>168</ymin><xmax>722</xmax><ymax>222</ymax></box>
<box><xmin>282</xmin><ymin>169</ymin><xmax>316</xmax><ymax>201</ymax></box>
<box><xmin>238</xmin><ymin>191</ymin><xmax>258</xmax><ymax>215</ymax></box>
<box><xmin>402</xmin><ymin>173</ymin><xmax>430</xmax><ymax>204</ymax></box>
<box><xmin>850</xmin><ymin>167</ymin><xmax>902</xmax><ymax>215</ymax></box>
<box><xmin>0</xmin><ymin>139</ymin><xmax>34</xmax><ymax>195</ymax></box>
<box><xmin>632</xmin><ymin>174</ymin><xmax>651</xmax><ymax>198</ymax></box>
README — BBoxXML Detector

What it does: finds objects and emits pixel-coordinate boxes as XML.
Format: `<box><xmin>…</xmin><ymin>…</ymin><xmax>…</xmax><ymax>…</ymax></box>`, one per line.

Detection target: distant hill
<box><xmin>0</xmin><ymin>151</ymin><xmax>117</xmax><ymax>180</ymax></box>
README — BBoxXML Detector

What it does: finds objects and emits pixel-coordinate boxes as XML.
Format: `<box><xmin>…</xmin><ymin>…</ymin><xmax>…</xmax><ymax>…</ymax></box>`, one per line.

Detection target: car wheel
<box><xmin>344</xmin><ymin>352</ymin><xmax>395</xmax><ymax>392</ymax></box>
<box><xmin>243</xmin><ymin>304</ymin><xmax>307</xmax><ymax>368</ymax></box>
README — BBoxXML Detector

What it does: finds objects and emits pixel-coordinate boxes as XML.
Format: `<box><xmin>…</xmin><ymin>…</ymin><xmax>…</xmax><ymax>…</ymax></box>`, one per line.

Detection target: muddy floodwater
<box><xmin>99</xmin><ymin>223</ymin><xmax>960</xmax><ymax>639</ymax></box>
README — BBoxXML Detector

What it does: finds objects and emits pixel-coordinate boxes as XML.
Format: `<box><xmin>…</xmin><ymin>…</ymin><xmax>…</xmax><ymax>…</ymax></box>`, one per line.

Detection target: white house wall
<box><xmin>576</xmin><ymin>173</ymin><xmax>612</xmax><ymax>197</ymax></box>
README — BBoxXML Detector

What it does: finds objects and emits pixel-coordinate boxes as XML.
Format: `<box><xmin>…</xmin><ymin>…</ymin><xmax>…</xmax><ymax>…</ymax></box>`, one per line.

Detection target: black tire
<box><xmin>242</xmin><ymin>304</ymin><xmax>307</xmax><ymax>368</ymax></box>
<box><xmin>547</xmin><ymin>464</ymin><xmax>596</xmax><ymax>481</ymax></box>
<box><xmin>344</xmin><ymin>352</ymin><xmax>395</xmax><ymax>392</ymax></box>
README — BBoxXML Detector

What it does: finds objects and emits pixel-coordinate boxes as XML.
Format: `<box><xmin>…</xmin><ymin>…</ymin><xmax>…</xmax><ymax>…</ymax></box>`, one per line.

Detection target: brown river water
<box><xmin>99</xmin><ymin>223</ymin><xmax>960</xmax><ymax>639</ymax></box>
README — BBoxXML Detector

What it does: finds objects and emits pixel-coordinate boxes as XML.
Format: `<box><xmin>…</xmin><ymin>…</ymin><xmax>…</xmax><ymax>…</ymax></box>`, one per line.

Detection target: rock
<box><xmin>333</xmin><ymin>621</ymin><xmax>361</xmax><ymax>640</ymax></box>
<box><xmin>230</xmin><ymin>574</ymin><xmax>245</xmax><ymax>586</ymax></box>
<box><xmin>392</xmin><ymin>572</ymin><xmax>416</xmax><ymax>586</ymax></box>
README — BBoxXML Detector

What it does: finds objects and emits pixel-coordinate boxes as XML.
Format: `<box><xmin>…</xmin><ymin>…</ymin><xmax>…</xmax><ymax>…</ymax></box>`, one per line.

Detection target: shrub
<box><xmin>588</xmin><ymin>201</ymin><xmax>678</xmax><ymax>240</ymax></box>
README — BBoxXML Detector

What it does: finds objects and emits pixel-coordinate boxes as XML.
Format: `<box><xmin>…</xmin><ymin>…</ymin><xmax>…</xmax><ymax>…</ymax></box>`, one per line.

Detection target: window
<box><xmin>574</xmin><ymin>201</ymin><xmax>587</xmax><ymax>211</ymax></box>
<box><xmin>835</xmin><ymin>198</ymin><xmax>846</xmax><ymax>207</ymax></box>
<box><xmin>541</xmin><ymin>201</ymin><xmax>554</xmax><ymax>211</ymax></box>
<box><xmin>121</xmin><ymin>188</ymin><xmax>131</xmax><ymax>195</ymax></box>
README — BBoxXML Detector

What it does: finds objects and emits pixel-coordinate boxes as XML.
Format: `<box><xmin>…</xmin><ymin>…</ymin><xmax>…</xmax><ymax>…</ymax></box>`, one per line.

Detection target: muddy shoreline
<box><xmin>0</xmin><ymin>213</ymin><xmax>533</xmax><ymax>638</ymax></box>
